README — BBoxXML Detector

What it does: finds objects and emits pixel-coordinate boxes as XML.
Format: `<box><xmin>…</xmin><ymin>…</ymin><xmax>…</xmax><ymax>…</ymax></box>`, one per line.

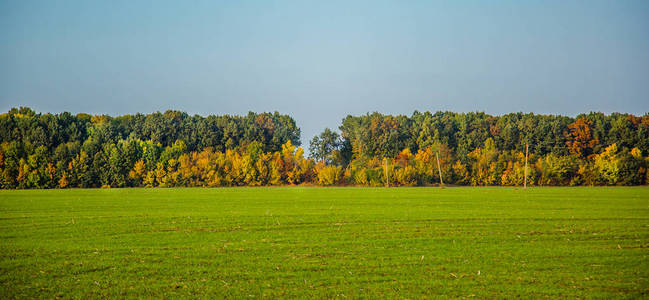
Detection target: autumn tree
<box><xmin>565</xmin><ymin>117</ymin><xmax>599</xmax><ymax>158</ymax></box>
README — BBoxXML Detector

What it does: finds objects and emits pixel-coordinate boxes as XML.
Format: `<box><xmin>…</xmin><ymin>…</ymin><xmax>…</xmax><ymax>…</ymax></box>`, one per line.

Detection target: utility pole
<box><xmin>524</xmin><ymin>142</ymin><xmax>528</xmax><ymax>189</ymax></box>
<box><xmin>436</xmin><ymin>151</ymin><xmax>444</xmax><ymax>187</ymax></box>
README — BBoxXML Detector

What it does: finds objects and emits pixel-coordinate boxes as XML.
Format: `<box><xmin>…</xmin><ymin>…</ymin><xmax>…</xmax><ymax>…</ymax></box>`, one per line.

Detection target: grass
<box><xmin>0</xmin><ymin>187</ymin><xmax>648</xmax><ymax>298</ymax></box>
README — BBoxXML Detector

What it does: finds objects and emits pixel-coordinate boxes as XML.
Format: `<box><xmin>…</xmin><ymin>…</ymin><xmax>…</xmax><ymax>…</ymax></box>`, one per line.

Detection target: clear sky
<box><xmin>2</xmin><ymin>0</ymin><xmax>648</xmax><ymax>145</ymax></box>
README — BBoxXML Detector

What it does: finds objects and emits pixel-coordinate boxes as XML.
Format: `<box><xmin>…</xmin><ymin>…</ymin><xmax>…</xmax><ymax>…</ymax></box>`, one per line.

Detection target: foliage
<box><xmin>308</xmin><ymin>128</ymin><xmax>344</xmax><ymax>165</ymax></box>
<box><xmin>314</xmin><ymin>162</ymin><xmax>342</xmax><ymax>186</ymax></box>
<box><xmin>1</xmin><ymin>107</ymin><xmax>649</xmax><ymax>188</ymax></box>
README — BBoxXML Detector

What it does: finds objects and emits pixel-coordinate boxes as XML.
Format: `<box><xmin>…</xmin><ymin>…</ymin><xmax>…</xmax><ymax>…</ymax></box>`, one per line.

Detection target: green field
<box><xmin>1</xmin><ymin>187</ymin><xmax>648</xmax><ymax>298</ymax></box>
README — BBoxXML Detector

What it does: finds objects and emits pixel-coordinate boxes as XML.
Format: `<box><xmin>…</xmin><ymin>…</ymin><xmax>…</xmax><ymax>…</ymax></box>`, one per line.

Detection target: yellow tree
<box><xmin>58</xmin><ymin>172</ymin><xmax>69</xmax><ymax>188</ymax></box>
<box><xmin>467</xmin><ymin>138</ymin><xmax>499</xmax><ymax>186</ymax></box>
<box><xmin>451</xmin><ymin>160</ymin><xmax>470</xmax><ymax>185</ymax></box>
<box><xmin>592</xmin><ymin>143</ymin><xmax>620</xmax><ymax>185</ymax></box>
<box><xmin>279</xmin><ymin>141</ymin><xmax>313</xmax><ymax>184</ymax></box>
<box><xmin>314</xmin><ymin>161</ymin><xmax>342</xmax><ymax>186</ymax></box>
<box><xmin>129</xmin><ymin>160</ymin><xmax>146</xmax><ymax>187</ymax></box>
<box><xmin>500</xmin><ymin>151</ymin><xmax>532</xmax><ymax>186</ymax></box>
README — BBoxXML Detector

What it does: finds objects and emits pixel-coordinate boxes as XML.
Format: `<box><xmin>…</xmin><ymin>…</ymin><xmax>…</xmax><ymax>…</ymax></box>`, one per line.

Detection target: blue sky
<box><xmin>1</xmin><ymin>0</ymin><xmax>648</xmax><ymax>145</ymax></box>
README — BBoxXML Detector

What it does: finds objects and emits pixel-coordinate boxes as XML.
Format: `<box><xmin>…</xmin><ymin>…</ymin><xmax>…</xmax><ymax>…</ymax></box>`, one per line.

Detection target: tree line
<box><xmin>1</xmin><ymin>107</ymin><xmax>648</xmax><ymax>188</ymax></box>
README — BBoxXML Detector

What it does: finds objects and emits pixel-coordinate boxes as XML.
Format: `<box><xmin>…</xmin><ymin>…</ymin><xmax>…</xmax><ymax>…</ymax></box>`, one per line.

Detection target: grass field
<box><xmin>1</xmin><ymin>187</ymin><xmax>648</xmax><ymax>298</ymax></box>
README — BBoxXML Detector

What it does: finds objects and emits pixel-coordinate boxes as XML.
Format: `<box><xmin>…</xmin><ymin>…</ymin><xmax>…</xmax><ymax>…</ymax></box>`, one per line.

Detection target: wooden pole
<box><xmin>436</xmin><ymin>151</ymin><xmax>444</xmax><ymax>187</ymax></box>
<box><xmin>524</xmin><ymin>142</ymin><xmax>528</xmax><ymax>189</ymax></box>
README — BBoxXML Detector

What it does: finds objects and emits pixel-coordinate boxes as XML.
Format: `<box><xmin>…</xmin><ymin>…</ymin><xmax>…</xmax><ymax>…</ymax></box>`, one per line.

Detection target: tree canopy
<box><xmin>1</xmin><ymin>107</ymin><xmax>648</xmax><ymax>188</ymax></box>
